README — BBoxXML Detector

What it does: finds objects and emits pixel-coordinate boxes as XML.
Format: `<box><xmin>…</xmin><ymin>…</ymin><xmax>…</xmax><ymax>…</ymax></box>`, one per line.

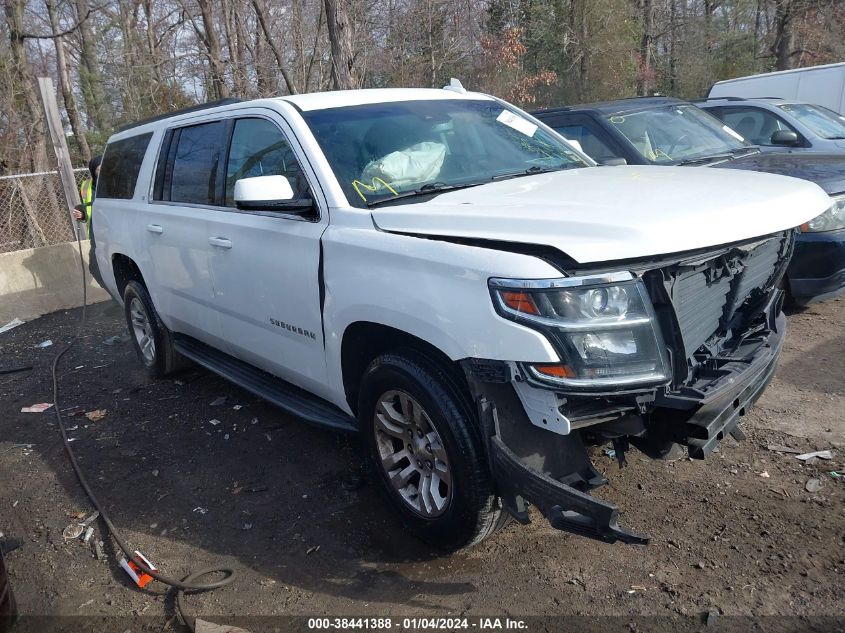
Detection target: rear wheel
<box><xmin>123</xmin><ymin>280</ymin><xmax>186</xmax><ymax>377</ymax></box>
<box><xmin>359</xmin><ymin>350</ymin><xmax>506</xmax><ymax>550</ymax></box>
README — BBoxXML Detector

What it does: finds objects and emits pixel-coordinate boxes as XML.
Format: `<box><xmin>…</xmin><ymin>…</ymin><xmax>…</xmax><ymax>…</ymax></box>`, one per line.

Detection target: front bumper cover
<box><xmin>479</xmin><ymin>398</ymin><xmax>649</xmax><ymax>545</ymax></box>
<box><xmin>467</xmin><ymin>307</ymin><xmax>787</xmax><ymax>545</ymax></box>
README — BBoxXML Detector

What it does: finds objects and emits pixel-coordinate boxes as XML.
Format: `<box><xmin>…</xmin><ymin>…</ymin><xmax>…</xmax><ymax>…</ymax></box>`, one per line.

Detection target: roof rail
<box><xmin>116</xmin><ymin>98</ymin><xmax>243</xmax><ymax>133</ymax></box>
<box><xmin>700</xmin><ymin>96</ymin><xmax>784</xmax><ymax>102</ymax></box>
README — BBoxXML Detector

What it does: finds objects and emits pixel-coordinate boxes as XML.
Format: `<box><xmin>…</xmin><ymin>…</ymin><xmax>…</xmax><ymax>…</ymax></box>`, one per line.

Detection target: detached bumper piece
<box><xmin>479</xmin><ymin>398</ymin><xmax>649</xmax><ymax>546</ymax></box>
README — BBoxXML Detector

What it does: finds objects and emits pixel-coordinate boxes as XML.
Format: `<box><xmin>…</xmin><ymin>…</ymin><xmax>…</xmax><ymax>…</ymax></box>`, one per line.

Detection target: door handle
<box><xmin>146</xmin><ymin>224</ymin><xmax>163</xmax><ymax>234</ymax></box>
<box><xmin>208</xmin><ymin>237</ymin><xmax>232</xmax><ymax>249</ymax></box>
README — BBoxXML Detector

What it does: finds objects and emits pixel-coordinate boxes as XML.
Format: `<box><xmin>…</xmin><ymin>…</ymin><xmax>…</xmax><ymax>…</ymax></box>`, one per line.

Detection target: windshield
<box><xmin>606</xmin><ymin>104</ymin><xmax>752</xmax><ymax>164</ymax></box>
<box><xmin>301</xmin><ymin>99</ymin><xmax>588</xmax><ymax>207</ymax></box>
<box><xmin>776</xmin><ymin>103</ymin><xmax>845</xmax><ymax>139</ymax></box>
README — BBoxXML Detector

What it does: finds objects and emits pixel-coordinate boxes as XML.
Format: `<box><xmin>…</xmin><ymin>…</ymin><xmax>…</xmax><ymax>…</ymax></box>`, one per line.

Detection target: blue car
<box><xmin>698</xmin><ymin>97</ymin><xmax>845</xmax><ymax>155</ymax></box>
<box><xmin>532</xmin><ymin>97</ymin><xmax>845</xmax><ymax>305</ymax></box>
<box><xmin>722</xmin><ymin>153</ymin><xmax>845</xmax><ymax>304</ymax></box>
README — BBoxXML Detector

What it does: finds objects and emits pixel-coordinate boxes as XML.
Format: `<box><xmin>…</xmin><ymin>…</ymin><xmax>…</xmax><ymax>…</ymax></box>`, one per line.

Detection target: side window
<box><xmin>98</xmin><ymin>132</ymin><xmax>153</xmax><ymax>199</ymax></box>
<box><xmin>163</xmin><ymin>121</ymin><xmax>225</xmax><ymax>205</ymax></box>
<box><xmin>225</xmin><ymin>118</ymin><xmax>310</xmax><ymax>207</ymax></box>
<box><xmin>554</xmin><ymin>123</ymin><xmax>620</xmax><ymax>162</ymax></box>
<box><xmin>715</xmin><ymin>107</ymin><xmax>796</xmax><ymax>146</ymax></box>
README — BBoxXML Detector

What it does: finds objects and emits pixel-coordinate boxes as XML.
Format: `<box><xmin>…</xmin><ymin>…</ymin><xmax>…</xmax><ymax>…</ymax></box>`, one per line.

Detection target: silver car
<box><xmin>699</xmin><ymin>97</ymin><xmax>845</xmax><ymax>154</ymax></box>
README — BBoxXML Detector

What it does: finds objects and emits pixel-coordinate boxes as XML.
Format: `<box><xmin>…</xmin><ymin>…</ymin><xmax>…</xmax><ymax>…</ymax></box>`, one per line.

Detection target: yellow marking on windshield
<box><xmin>352</xmin><ymin>177</ymin><xmax>398</xmax><ymax>202</ymax></box>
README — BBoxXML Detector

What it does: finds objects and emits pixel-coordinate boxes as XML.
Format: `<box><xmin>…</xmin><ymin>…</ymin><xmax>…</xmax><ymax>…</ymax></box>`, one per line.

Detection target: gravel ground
<box><xmin>0</xmin><ymin>297</ymin><xmax>843</xmax><ymax>631</ymax></box>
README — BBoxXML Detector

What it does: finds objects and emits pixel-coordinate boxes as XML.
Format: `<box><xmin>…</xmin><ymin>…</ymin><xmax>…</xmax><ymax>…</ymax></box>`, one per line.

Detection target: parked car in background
<box><xmin>698</xmin><ymin>97</ymin><xmax>845</xmax><ymax>154</ymax></box>
<box><xmin>533</xmin><ymin>97</ymin><xmax>845</xmax><ymax>305</ymax></box>
<box><xmin>707</xmin><ymin>62</ymin><xmax>845</xmax><ymax>115</ymax></box>
<box><xmin>93</xmin><ymin>87</ymin><xmax>832</xmax><ymax>549</ymax></box>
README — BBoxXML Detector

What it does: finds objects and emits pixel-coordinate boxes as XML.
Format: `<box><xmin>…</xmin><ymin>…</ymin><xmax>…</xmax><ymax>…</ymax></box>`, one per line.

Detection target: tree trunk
<box><xmin>773</xmin><ymin>0</ymin><xmax>795</xmax><ymax>70</ymax></box>
<box><xmin>304</xmin><ymin>0</ymin><xmax>325</xmax><ymax>92</ymax></box>
<box><xmin>74</xmin><ymin>0</ymin><xmax>108</xmax><ymax>131</ymax></box>
<box><xmin>196</xmin><ymin>0</ymin><xmax>230</xmax><ymax>99</ymax></box>
<box><xmin>251</xmin><ymin>0</ymin><xmax>299</xmax><ymax>94</ymax></box>
<box><xmin>233</xmin><ymin>9</ymin><xmax>249</xmax><ymax>96</ymax></box>
<box><xmin>636</xmin><ymin>0</ymin><xmax>655</xmax><ymax>96</ymax></box>
<box><xmin>324</xmin><ymin>0</ymin><xmax>357</xmax><ymax>90</ymax></box>
<box><xmin>45</xmin><ymin>0</ymin><xmax>91</xmax><ymax>162</ymax></box>
<box><xmin>668</xmin><ymin>0</ymin><xmax>678</xmax><ymax>92</ymax></box>
<box><xmin>4</xmin><ymin>0</ymin><xmax>49</xmax><ymax>171</ymax></box>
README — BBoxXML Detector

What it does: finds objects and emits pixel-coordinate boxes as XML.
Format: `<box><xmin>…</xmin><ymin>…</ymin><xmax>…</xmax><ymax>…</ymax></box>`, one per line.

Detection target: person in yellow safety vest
<box><xmin>73</xmin><ymin>155</ymin><xmax>101</xmax><ymax>237</ymax></box>
<box><xmin>72</xmin><ymin>155</ymin><xmax>105</xmax><ymax>288</ymax></box>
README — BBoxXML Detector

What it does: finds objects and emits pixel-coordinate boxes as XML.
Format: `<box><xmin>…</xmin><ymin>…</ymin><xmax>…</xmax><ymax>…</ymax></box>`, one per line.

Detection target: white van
<box><xmin>94</xmin><ymin>87</ymin><xmax>831</xmax><ymax>549</ymax></box>
<box><xmin>708</xmin><ymin>63</ymin><xmax>845</xmax><ymax>114</ymax></box>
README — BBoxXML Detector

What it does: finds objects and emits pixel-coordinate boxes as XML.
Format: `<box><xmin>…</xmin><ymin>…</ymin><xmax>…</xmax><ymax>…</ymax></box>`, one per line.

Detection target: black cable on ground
<box><xmin>50</xmin><ymin>223</ymin><xmax>236</xmax><ymax>631</ymax></box>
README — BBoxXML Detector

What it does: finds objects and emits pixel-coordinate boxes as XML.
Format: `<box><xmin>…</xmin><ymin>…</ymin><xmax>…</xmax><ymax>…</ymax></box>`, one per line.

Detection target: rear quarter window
<box><xmin>98</xmin><ymin>132</ymin><xmax>153</xmax><ymax>199</ymax></box>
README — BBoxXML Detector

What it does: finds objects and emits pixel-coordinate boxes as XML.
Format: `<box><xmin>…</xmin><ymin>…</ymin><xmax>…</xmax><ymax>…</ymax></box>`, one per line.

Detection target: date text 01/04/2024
<box><xmin>307</xmin><ymin>618</ymin><xmax>529</xmax><ymax>630</ymax></box>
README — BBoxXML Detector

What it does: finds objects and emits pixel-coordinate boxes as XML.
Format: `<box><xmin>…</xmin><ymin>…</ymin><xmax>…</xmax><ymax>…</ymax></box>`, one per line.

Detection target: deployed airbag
<box><xmin>361</xmin><ymin>141</ymin><xmax>447</xmax><ymax>191</ymax></box>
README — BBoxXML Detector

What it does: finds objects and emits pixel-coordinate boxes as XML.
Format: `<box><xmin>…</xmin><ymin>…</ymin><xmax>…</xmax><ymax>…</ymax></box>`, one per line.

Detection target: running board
<box><xmin>173</xmin><ymin>335</ymin><xmax>357</xmax><ymax>433</ymax></box>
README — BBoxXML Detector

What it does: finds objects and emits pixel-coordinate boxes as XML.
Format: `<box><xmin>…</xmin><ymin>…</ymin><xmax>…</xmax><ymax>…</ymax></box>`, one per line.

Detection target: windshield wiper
<box><xmin>675</xmin><ymin>147</ymin><xmax>760</xmax><ymax>167</ymax></box>
<box><xmin>365</xmin><ymin>181</ymin><xmax>485</xmax><ymax>207</ymax></box>
<box><xmin>729</xmin><ymin>146</ymin><xmax>761</xmax><ymax>157</ymax></box>
<box><xmin>675</xmin><ymin>154</ymin><xmax>734</xmax><ymax>166</ymax></box>
<box><xmin>491</xmin><ymin>164</ymin><xmax>571</xmax><ymax>181</ymax></box>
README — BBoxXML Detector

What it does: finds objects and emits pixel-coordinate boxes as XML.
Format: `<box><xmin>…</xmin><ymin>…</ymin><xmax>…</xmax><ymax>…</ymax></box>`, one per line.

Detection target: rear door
<box><xmin>144</xmin><ymin>119</ymin><xmax>228</xmax><ymax>348</ymax></box>
<box><xmin>205</xmin><ymin>110</ymin><xmax>330</xmax><ymax>397</ymax></box>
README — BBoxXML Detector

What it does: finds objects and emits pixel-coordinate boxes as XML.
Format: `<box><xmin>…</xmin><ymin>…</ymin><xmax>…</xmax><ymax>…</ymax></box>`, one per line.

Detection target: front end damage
<box><xmin>464</xmin><ymin>231</ymin><xmax>793</xmax><ymax>544</ymax></box>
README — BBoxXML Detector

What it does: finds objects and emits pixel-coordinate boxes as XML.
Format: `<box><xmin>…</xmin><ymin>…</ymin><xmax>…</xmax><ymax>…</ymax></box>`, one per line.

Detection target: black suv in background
<box><xmin>533</xmin><ymin>97</ymin><xmax>845</xmax><ymax>306</ymax></box>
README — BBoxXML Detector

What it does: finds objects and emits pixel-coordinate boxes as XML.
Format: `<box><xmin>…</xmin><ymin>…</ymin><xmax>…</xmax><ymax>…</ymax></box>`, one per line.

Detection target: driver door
<box><xmin>207</xmin><ymin>112</ymin><xmax>330</xmax><ymax>397</ymax></box>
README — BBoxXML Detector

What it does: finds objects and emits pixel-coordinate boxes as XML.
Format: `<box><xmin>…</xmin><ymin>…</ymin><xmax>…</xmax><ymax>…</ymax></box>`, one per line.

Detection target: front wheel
<box><xmin>123</xmin><ymin>280</ymin><xmax>186</xmax><ymax>377</ymax></box>
<box><xmin>358</xmin><ymin>350</ymin><xmax>506</xmax><ymax>550</ymax></box>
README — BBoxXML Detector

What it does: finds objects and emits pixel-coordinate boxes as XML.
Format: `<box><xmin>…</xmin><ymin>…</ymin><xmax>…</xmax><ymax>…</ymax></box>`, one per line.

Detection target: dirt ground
<box><xmin>1</xmin><ymin>296</ymin><xmax>843</xmax><ymax>631</ymax></box>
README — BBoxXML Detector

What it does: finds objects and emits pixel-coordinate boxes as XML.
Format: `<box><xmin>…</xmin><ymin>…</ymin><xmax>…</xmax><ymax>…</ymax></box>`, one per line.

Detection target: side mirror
<box><xmin>599</xmin><ymin>157</ymin><xmax>628</xmax><ymax>166</ymax></box>
<box><xmin>770</xmin><ymin>130</ymin><xmax>799</xmax><ymax>146</ymax></box>
<box><xmin>234</xmin><ymin>175</ymin><xmax>314</xmax><ymax>213</ymax></box>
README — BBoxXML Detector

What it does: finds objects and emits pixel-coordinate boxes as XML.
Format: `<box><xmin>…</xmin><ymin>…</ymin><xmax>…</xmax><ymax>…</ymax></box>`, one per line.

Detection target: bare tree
<box><xmin>45</xmin><ymin>0</ymin><xmax>91</xmax><ymax>161</ymax></box>
<box><xmin>251</xmin><ymin>0</ymin><xmax>299</xmax><ymax>94</ymax></box>
<box><xmin>4</xmin><ymin>0</ymin><xmax>49</xmax><ymax>171</ymax></box>
<box><xmin>324</xmin><ymin>0</ymin><xmax>357</xmax><ymax>89</ymax></box>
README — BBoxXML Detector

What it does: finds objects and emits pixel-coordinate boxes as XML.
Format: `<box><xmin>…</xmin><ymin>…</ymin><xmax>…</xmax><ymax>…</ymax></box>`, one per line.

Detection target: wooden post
<box><xmin>37</xmin><ymin>76</ymin><xmax>82</xmax><ymax>238</ymax></box>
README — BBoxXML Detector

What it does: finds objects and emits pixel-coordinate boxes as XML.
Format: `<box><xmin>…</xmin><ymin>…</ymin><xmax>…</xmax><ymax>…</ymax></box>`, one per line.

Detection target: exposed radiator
<box><xmin>667</xmin><ymin>234</ymin><xmax>786</xmax><ymax>359</ymax></box>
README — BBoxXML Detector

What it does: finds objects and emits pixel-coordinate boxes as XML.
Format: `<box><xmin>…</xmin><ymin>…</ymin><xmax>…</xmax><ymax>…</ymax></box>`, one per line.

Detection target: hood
<box><xmin>719</xmin><ymin>152</ymin><xmax>845</xmax><ymax>195</ymax></box>
<box><xmin>370</xmin><ymin>166</ymin><xmax>832</xmax><ymax>264</ymax></box>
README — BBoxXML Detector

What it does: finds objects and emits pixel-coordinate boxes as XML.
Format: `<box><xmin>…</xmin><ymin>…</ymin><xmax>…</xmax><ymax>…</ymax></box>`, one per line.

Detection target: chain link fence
<box><xmin>0</xmin><ymin>167</ymin><xmax>88</xmax><ymax>254</ymax></box>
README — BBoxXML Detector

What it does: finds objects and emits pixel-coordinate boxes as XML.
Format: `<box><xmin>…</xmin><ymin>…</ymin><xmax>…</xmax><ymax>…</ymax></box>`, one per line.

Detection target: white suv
<box><xmin>94</xmin><ymin>87</ymin><xmax>830</xmax><ymax>549</ymax></box>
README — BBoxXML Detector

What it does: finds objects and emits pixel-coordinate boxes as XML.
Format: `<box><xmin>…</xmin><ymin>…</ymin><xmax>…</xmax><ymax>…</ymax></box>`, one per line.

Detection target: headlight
<box><xmin>801</xmin><ymin>195</ymin><xmax>845</xmax><ymax>233</ymax></box>
<box><xmin>490</xmin><ymin>272</ymin><xmax>670</xmax><ymax>389</ymax></box>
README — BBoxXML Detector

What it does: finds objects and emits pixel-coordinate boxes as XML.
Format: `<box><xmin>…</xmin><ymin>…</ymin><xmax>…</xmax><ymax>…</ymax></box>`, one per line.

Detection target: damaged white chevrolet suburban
<box><xmin>94</xmin><ymin>87</ymin><xmax>832</xmax><ymax>549</ymax></box>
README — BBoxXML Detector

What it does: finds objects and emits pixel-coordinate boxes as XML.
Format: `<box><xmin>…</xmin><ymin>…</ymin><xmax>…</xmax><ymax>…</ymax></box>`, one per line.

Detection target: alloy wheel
<box><xmin>129</xmin><ymin>297</ymin><xmax>156</xmax><ymax>365</ymax></box>
<box><xmin>373</xmin><ymin>389</ymin><xmax>452</xmax><ymax>518</ymax></box>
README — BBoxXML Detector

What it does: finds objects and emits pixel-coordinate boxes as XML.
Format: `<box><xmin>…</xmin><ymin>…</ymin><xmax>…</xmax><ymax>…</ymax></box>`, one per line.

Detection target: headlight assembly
<box><xmin>490</xmin><ymin>272</ymin><xmax>670</xmax><ymax>389</ymax></box>
<box><xmin>801</xmin><ymin>194</ymin><xmax>845</xmax><ymax>233</ymax></box>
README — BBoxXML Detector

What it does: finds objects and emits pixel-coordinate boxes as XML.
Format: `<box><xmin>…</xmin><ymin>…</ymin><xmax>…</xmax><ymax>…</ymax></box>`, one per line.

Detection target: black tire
<box><xmin>358</xmin><ymin>349</ymin><xmax>506</xmax><ymax>551</ymax></box>
<box><xmin>123</xmin><ymin>280</ymin><xmax>186</xmax><ymax>377</ymax></box>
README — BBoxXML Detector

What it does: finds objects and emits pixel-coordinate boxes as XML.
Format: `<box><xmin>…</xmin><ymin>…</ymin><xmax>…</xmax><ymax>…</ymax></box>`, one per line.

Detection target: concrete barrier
<box><xmin>0</xmin><ymin>240</ymin><xmax>111</xmax><ymax>324</ymax></box>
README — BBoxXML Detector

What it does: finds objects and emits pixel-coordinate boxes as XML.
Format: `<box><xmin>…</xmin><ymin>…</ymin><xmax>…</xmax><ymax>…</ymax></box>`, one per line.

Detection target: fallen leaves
<box><xmin>85</xmin><ymin>409</ymin><xmax>108</xmax><ymax>422</ymax></box>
